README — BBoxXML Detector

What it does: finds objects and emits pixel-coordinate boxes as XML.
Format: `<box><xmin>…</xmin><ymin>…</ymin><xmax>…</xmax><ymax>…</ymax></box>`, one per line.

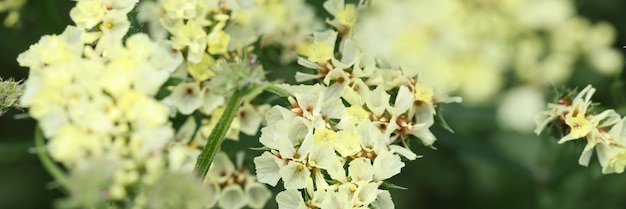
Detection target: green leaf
<box><xmin>434</xmin><ymin>105</ymin><xmax>454</xmax><ymax>133</ymax></box>
<box><xmin>380</xmin><ymin>181</ymin><xmax>407</xmax><ymax>190</ymax></box>
<box><xmin>249</xmin><ymin>146</ymin><xmax>271</xmax><ymax>151</ymax></box>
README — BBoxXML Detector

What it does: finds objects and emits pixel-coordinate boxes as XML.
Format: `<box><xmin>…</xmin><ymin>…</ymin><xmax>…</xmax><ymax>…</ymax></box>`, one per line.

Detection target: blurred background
<box><xmin>2</xmin><ymin>0</ymin><xmax>626</xmax><ymax>208</ymax></box>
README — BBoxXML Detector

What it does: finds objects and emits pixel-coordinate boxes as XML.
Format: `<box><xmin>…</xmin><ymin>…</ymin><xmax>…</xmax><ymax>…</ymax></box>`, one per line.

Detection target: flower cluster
<box><xmin>17</xmin><ymin>0</ymin><xmax>328</xmax><ymax>208</ymax></box>
<box><xmin>17</xmin><ymin>0</ymin><xmax>622</xmax><ymax>208</ymax></box>
<box><xmin>138</xmin><ymin>0</ymin><xmax>320</xmax><ymax>62</ymax></box>
<box><xmin>16</xmin><ymin>0</ymin><xmax>225</xmax><ymax>207</ymax></box>
<box><xmin>352</xmin><ymin>0</ymin><xmax>622</xmax><ymax>105</ymax></box>
<box><xmin>253</xmin><ymin>1</ymin><xmax>460</xmax><ymax>208</ymax></box>
<box><xmin>254</xmin><ymin>83</ymin><xmax>415</xmax><ymax>208</ymax></box>
<box><xmin>535</xmin><ymin>85</ymin><xmax>626</xmax><ymax>174</ymax></box>
<box><xmin>137</xmin><ymin>0</ymin><xmax>320</xmax><ymax>142</ymax></box>
<box><xmin>0</xmin><ymin>77</ymin><xmax>23</xmax><ymax>116</ymax></box>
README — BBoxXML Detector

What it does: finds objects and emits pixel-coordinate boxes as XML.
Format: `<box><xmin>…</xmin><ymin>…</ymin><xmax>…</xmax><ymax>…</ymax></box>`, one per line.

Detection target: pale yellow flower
<box><xmin>207</xmin><ymin>30</ymin><xmax>231</xmax><ymax>55</ymax></box>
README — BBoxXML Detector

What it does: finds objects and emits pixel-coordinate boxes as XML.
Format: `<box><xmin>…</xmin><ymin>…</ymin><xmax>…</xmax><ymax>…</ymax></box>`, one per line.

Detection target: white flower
<box><xmin>259</xmin><ymin>119</ymin><xmax>290</xmax><ymax>150</ymax></box>
<box><xmin>207</xmin><ymin>152</ymin><xmax>236</xmax><ymax>183</ymax></box>
<box><xmin>162</xmin><ymin>0</ymin><xmax>198</xmax><ymax>19</ymax></box>
<box><xmin>373</xmin><ymin>150</ymin><xmax>404</xmax><ymax>182</ymax></box>
<box><xmin>283</xmin><ymin>84</ymin><xmax>345</xmax><ymax>128</ymax></box>
<box><xmin>167</xmin><ymin>144</ymin><xmax>198</xmax><ymax>172</ymax></box>
<box><xmin>580</xmin><ymin>116</ymin><xmax>625</xmax><ymax>169</ymax></box>
<box><xmin>356</xmin><ymin>120</ymin><xmax>384</xmax><ymax>152</ymax></box>
<box><xmin>348</xmin><ymin>157</ymin><xmax>373</xmax><ymax>183</ymax></box>
<box><xmin>48</xmin><ymin>125</ymin><xmax>87</xmax><ymax>163</ymax></box>
<box><xmin>238</xmin><ymin>102</ymin><xmax>267</xmax><ymax>135</ymax></box>
<box><xmin>279</xmin><ymin>161</ymin><xmax>311</xmax><ymax>190</ymax></box>
<box><xmin>253</xmin><ymin>152</ymin><xmax>282</xmax><ymax>186</ymax></box>
<box><xmin>388</xmin><ymin>85</ymin><xmax>413</xmax><ymax>116</ymax></box>
<box><xmin>364</xmin><ymin>86</ymin><xmax>390</xmax><ymax>116</ymax></box>
<box><xmin>218</xmin><ymin>185</ymin><xmax>247</xmax><ymax>209</ymax></box>
<box><xmin>309</xmin><ymin>142</ymin><xmax>342</xmax><ymax>171</ymax></box>
<box><xmin>129</xmin><ymin>126</ymin><xmax>174</xmax><ymax>159</ymax></box>
<box><xmin>534</xmin><ymin>85</ymin><xmax>595</xmax><ymax>135</ymax></box>
<box><xmin>354</xmin><ymin>182</ymin><xmax>379</xmax><ymax>206</ymax></box>
<box><xmin>201</xmin><ymin>90</ymin><xmax>225</xmax><ymax>114</ymax></box>
<box><xmin>321</xmin><ymin>189</ymin><xmax>353</xmax><ymax>209</ymax></box>
<box><xmin>265</xmin><ymin>105</ymin><xmax>297</xmax><ymax>125</ymax></box>
<box><xmin>70</xmin><ymin>0</ymin><xmax>106</xmax><ymax>29</ymax></box>
<box><xmin>334</xmin><ymin>128</ymin><xmax>363</xmax><ymax>157</ymax></box>
<box><xmin>371</xmin><ymin>190</ymin><xmax>395</xmax><ymax>209</ymax></box>
<box><xmin>245</xmin><ymin>182</ymin><xmax>273</xmax><ymax>209</ymax></box>
<box><xmin>389</xmin><ymin>145</ymin><xmax>418</xmax><ymax>160</ymax></box>
<box><xmin>174</xmin><ymin>116</ymin><xmax>196</xmax><ymax>143</ymax></box>
<box><xmin>276</xmin><ymin>190</ymin><xmax>307</xmax><ymax>209</ymax></box>
<box><xmin>168</xmin><ymin>82</ymin><xmax>203</xmax><ymax>114</ymax></box>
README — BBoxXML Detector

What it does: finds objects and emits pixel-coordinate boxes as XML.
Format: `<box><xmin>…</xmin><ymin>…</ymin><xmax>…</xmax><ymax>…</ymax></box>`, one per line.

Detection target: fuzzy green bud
<box><xmin>0</xmin><ymin>77</ymin><xmax>24</xmax><ymax>116</ymax></box>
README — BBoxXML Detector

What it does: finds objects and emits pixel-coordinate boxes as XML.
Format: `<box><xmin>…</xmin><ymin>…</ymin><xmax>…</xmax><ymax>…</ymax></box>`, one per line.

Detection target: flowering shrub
<box><xmin>1</xmin><ymin>0</ymin><xmax>624</xmax><ymax>208</ymax></box>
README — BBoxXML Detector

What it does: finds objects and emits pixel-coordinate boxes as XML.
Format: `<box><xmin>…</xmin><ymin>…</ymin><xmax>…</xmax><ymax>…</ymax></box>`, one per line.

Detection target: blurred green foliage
<box><xmin>2</xmin><ymin>0</ymin><xmax>626</xmax><ymax>208</ymax></box>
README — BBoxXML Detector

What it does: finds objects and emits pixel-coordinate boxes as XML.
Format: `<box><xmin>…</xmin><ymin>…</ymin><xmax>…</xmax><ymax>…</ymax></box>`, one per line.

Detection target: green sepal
<box><xmin>264</xmin><ymin>83</ymin><xmax>293</xmax><ymax>98</ymax></box>
<box><xmin>434</xmin><ymin>105</ymin><xmax>454</xmax><ymax>133</ymax></box>
<box><xmin>380</xmin><ymin>181</ymin><xmax>407</xmax><ymax>190</ymax></box>
<box><xmin>249</xmin><ymin>146</ymin><xmax>272</xmax><ymax>151</ymax></box>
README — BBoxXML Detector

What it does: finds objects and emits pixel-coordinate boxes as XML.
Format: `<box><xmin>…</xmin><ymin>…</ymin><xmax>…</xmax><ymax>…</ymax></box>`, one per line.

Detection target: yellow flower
<box><xmin>609</xmin><ymin>150</ymin><xmax>626</xmax><ymax>174</ymax></box>
<box><xmin>187</xmin><ymin>53</ymin><xmax>216</xmax><ymax>81</ymax></box>
<box><xmin>414</xmin><ymin>83</ymin><xmax>433</xmax><ymax>103</ymax></box>
<box><xmin>564</xmin><ymin>113</ymin><xmax>593</xmax><ymax>140</ymax></box>
<box><xmin>102</xmin><ymin>57</ymin><xmax>135</xmax><ymax>97</ymax></box>
<box><xmin>69</xmin><ymin>0</ymin><xmax>106</xmax><ymax>29</ymax></box>
<box><xmin>207</xmin><ymin>30</ymin><xmax>231</xmax><ymax>55</ymax></box>
<box><xmin>170</xmin><ymin>19</ymin><xmax>207</xmax><ymax>63</ymax></box>
<box><xmin>48</xmin><ymin>125</ymin><xmax>87</xmax><ymax>163</ymax></box>
<box><xmin>295</xmin><ymin>41</ymin><xmax>311</xmax><ymax>57</ymax></box>
<box><xmin>336</xmin><ymin>4</ymin><xmax>356</xmax><ymax>27</ymax></box>
<box><xmin>345</xmin><ymin>105</ymin><xmax>369</xmax><ymax>125</ymax></box>
<box><xmin>334</xmin><ymin>129</ymin><xmax>362</xmax><ymax>157</ymax></box>
<box><xmin>307</xmin><ymin>42</ymin><xmax>333</xmax><ymax>64</ymax></box>
<box><xmin>314</xmin><ymin>128</ymin><xmax>337</xmax><ymax>144</ymax></box>
<box><xmin>163</xmin><ymin>0</ymin><xmax>197</xmax><ymax>19</ymax></box>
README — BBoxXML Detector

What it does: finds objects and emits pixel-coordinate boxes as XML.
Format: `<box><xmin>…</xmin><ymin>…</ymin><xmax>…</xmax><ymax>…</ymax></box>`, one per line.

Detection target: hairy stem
<box><xmin>194</xmin><ymin>83</ymin><xmax>291</xmax><ymax>179</ymax></box>
<box><xmin>194</xmin><ymin>85</ymin><xmax>255</xmax><ymax>178</ymax></box>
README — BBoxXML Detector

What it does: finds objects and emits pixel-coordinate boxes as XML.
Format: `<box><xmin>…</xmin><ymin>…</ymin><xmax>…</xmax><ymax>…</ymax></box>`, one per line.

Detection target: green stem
<box><xmin>194</xmin><ymin>85</ymin><xmax>256</xmax><ymax>178</ymax></box>
<box><xmin>194</xmin><ymin>83</ymin><xmax>291</xmax><ymax>179</ymax></box>
<box><xmin>35</xmin><ymin>126</ymin><xmax>69</xmax><ymax>190</ymax></box>
<box><xmin>263</xmin><ymin>83</ymin><xmax>292</xmax><ymax>98</ymax></box>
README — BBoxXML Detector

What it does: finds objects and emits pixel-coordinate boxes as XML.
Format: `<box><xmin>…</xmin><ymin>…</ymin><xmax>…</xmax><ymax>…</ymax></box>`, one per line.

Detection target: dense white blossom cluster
<box><xmin>252</xmin><ymin>1</ymin><xmax>462</xmax><ymax>208</ymax></box>
<box><xmin>16</xmin><ymin>0</ymin><xmax>320</xmax><ymax>208</ymax></box>
<box><xmin>17</xmin><ymin>0</ymin><xmax>216</xmax><ymax>206</ymax></box>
